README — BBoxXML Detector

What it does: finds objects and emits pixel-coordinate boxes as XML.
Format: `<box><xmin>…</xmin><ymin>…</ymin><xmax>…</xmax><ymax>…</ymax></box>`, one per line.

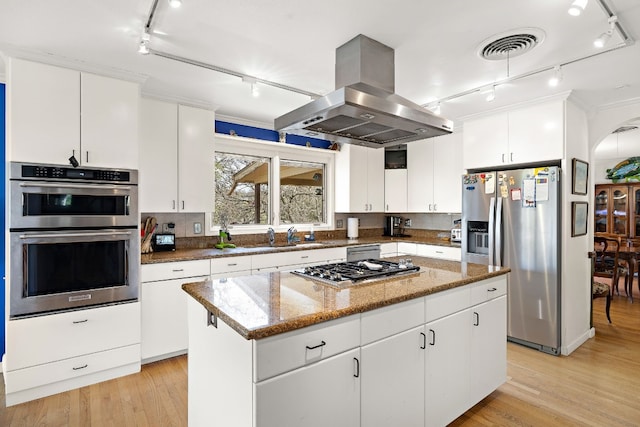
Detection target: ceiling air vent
<box><xmin>613</xmin><ymin>125</ymin><xmax>638</xmax><ymax>133</ymax></box>
<box><xmin>477</xmin><ymin>28</ymin><xmax>545</xmax><ymax>61</ymax></box>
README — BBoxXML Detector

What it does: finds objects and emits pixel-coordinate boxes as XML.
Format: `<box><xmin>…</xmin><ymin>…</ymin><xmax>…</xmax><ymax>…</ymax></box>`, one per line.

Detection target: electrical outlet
<box><xmin>405</xmin><ymin>218</ymin><xmax>412</xmax><ymax>227</ymax></box>
<box><xmin>162</xmin><ymin>223</ymin><xmax>170</xmax><ymax>233</ymax></box>
<box><xmin>194</xmin><ymin>222</ymin><xmax>202</xmax><ymax>234</ymax></box>
<box><xmin>337</xmin><ymin>219</ymin><xmax>344</xmax><ymax>228</ymax></box>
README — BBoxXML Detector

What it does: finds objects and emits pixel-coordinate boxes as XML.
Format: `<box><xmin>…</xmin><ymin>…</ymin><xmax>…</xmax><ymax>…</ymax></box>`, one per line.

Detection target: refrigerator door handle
<box><xmin>496</xmin><ymin>196</ymin><xmax>503</xmax><ymax>266</ymax></box>
<box><xmin>488</xmin><ymin>197</ymin><xmax>496</xmax><ymax>266</ymax></box>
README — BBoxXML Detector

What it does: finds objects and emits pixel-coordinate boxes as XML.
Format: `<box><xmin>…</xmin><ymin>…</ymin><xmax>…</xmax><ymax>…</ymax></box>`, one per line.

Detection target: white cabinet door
<box><xmin>462</xmin><ymin>112</ymin><xmax>509</xmax><ymax>170</ymax></box>
<box><xmin>508</xmin><ymin>100</ymin><xmax>564</xmax><ymax>164</ymax></box>
<box><xmin>335</xmin><ymin>144</ymin><xmax>384</xmax><ymax>213</ymax></box>
<box><xmin>139</xmin><ymin>98</ymin><xmax>179</xmax><ymax>212</ymax></box>
<box><xmin>178</xmin><ymin>104</ymin><xmax>215</xmax><ymax>213</ymax></box>
<box><xmin>80</xmin><ymin>72</ymin><xmax>139</xmax><ymax>169</ymax></box>
<box><xmin>8</xmin><ymin>58</ymin><xmax>81</xmax><ymax>164</ymax></box>
<box><xmin>255</xmin><ymin>348</ymin><xmax>361</xmax><ymax>427</ymax></box>
<box><xmin>424</xmin><ymin>309</ymin><xmax>471</xmax><ymax>427</ymax></box>
<box><xmin>384</xmin><ymin>169</ymin><xmax>408</xmax><ymax>212</ymax></box>
<box><xmin>407</xmin><ymin>139</ymin><xmax>434</xmax><ymax>212</ymax></box>
<box><xmin>367</xmin><ymin>147</ymin><xmax>385</xmax><ymax>212</ymax></box>
<box><xmin>433</xmin><ymin>133</ymin><xmax>463</xmax><ymax>213</ymax></box>
<box><xmin>469</xmin><ymin>295</ymin><xmax>507</xmax><ymax>407</ymax></box>
<box><xmin>141</xmin><ymin>277</ymin><xmax>205</xmax><ymax>361</ymax></box>
<box><xmin>361</xmin><ymin>326</ymin><xmax>425</xmax><ymax>427</ymax></box>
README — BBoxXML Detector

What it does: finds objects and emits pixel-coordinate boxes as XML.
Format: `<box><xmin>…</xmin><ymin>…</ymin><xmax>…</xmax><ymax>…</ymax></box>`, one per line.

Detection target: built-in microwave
<box><xmin>384</xmin><ymin>145</ymin><xmax>407</xmax><ymax>169</ymax></box>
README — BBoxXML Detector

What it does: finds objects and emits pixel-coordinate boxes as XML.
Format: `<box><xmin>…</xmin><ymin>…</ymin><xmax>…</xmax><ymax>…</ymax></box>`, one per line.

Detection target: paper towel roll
<box><xmin>347</xmin><ymin>217</ymin><xmax>359</xmax><ymax>239</ymax></box>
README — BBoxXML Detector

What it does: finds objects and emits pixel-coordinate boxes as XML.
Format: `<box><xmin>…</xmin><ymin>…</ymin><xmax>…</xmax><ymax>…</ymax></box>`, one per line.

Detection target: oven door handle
<box><xmin>19</xmin><ymin>182</ymin><xmax>132</xmax><ymax>191</ymax></box>
<box><xmin>19</xmin><ymin>231</ymin><xmax>133</xmax><ymax>239</ymax></box>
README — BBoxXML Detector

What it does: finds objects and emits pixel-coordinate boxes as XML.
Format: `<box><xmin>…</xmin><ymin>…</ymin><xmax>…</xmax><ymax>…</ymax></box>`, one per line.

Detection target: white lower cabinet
<box><xmin>424</xmin><ymin>309</ymin><xmax>472</xmax><ymax>427</ymax></box>
<box><xmin>469</xmin><ymin>295</ymin><xmax>507</xmax><ymax>406</ymax></box>
<box><xmin>361</xmin><ymin>326</ymin><xmax>425</xmax><ymax>427</ymax></box>
<box><xmin>4</xmin><ymin>302</ymin><xmax>141</xmax><ymax>406</ymax></box>
<box><xmin>255</xmin><ymin>348</ymin><xmax>361</xmax><ymax>427</ymax></box>
<box><xmin>141</xmin><ymin>260</ymin><xmax>210</xmax><ymax>362</ymax></box>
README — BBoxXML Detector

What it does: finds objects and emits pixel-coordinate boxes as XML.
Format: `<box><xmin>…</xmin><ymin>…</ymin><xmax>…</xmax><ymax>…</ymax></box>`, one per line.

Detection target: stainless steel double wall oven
<box><xmin>9</xmin><ymin>162</ymin><xmax>139</xmax><ymax>318</ymax></box>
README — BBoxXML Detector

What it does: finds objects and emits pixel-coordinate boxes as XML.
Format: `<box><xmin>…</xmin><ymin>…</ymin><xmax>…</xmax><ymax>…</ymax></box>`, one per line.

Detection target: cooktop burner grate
<box><xmin>291</xmin><ymin>259</ymin><xmax>420</xmax><ymax>287</ymax></box>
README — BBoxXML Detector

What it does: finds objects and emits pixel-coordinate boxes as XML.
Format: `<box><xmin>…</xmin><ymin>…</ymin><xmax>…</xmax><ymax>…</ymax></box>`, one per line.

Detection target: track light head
<box><xmin>485</xmin><ymin>86</ymin><xmax>496</xmax><ymax>102</ymax></box>
<box><xmin>138</xmin><ymin>40</ymin><xmax>150</xmax><ymax>55</ymax></box>
<box><xmin>548</xmin><ymin>65</ymin><xmax>563</xmax><ymax>87</ymax></box>
<box><xmin>594</xmin><ymin>15</ymin><xmax>618</xmax><ymax>48</ymax></box>
<box><xmin>168</xmin><ymin>0</ymin><xmax>182</xmax><ymax>8</ymax></box>
<box><xmin>568</xmin><ymin>0</ymin><xmax>588</xmax><ymax>16</ymax></box>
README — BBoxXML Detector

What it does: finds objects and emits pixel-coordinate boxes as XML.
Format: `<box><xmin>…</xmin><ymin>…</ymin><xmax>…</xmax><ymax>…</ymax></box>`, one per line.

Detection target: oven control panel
<box><xmin>18</xmin><ymin>164</ymin><xmax>133</xmax><ymax>183</ymax></box>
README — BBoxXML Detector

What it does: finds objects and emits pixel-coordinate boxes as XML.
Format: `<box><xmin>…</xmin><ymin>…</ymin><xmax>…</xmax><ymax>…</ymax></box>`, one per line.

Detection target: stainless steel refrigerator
<box><xmin>462</xmin><ymin>166</ymin><xmax>561</xmax><ymax>355</ymax></box>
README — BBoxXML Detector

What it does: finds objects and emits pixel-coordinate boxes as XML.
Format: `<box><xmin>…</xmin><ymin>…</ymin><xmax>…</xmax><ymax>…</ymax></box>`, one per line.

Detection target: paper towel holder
<box><xmin>347</xmin><ymin>217</ymin><xmax>359</xmax><ymax>240</ymax></box>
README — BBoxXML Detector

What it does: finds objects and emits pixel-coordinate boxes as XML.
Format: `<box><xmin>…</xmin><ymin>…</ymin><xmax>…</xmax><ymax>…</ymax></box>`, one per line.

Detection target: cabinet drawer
<box><xmin>425</xmin><ymin>286</ymin><xmax>470</xmax><ymax>323</ymax></box>
<box><xmin>4</xmin><ymin>344</ymin><xmax>140</xmax><ymax>394</ymax></box>
<box><xmin>6</xmin><ymin>302</ymin><xmax>140</xmax><ymax>371</ymax></box>
<box><xmin>397</xmin><ymin>242</ymin><xmax>417</xmax><ymax>255</ymax></box>
<box><xmin>379</xmin><ymin>242</ymin><xmax>398</xmax><ymax>258</ymax></box>
<box><xmin>141</xmin><ymin>259</ymin><xmax>210</xmax><ymax>282</ymax></box>
<box><xmin>470</xmin><ymin>276</ymin><xmax>507</xmax><ymax>306</ymax></box>
<box><xmin>416</xmin><ymin>244</ymin><xmax>461</xmax><ymax>261</ymax></box>
<box><xmin>361</xmin><ymin>298</ymin><xmax>425</xmax><ymax>345</ymax></box>
<box><xmin>211</xmin><ymin>256</ymin><xmax>252</xmax><ymax>274</ymax></box>
<box><xmin>254</xmin><ymin>315</ymin><xmax>360</xmax><ymax>381</ymax></box>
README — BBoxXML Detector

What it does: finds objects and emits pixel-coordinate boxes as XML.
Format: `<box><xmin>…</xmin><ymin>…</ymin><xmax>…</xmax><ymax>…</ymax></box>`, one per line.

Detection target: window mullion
<box><xmin>272</xmin><ymin>155</ymin><xmax>280</xmax><ymax>227</ymax></box>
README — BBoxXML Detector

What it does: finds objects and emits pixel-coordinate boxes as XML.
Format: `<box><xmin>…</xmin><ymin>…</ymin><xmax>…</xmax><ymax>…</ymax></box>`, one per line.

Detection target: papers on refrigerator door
<box><xmin>485</xmin><ymin>173</ymin><xmax>495</xmax><ymax>194</ymax></box>
<box><xmin>535</xmin><ymin>177</ymin><xmax>549</xmax><ymax>201</ymax></box>
<box><xmin>523</xmin><ymin>178</ymin><xmax>536</xmax><ymax>207</ymax></box>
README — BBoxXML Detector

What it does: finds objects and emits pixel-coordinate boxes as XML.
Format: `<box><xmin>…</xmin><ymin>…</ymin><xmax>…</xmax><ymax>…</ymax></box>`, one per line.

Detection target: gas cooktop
<box><xmin>291</xmin><ymin>259</ymin><xmax>420</xmax><ymax>287</ymax></box>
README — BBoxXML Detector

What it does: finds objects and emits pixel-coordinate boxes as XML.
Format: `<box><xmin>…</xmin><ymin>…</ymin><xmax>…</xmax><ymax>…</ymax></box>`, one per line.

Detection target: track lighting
<box><xmin>168</xmin><ymin>0</ymin><xmax>182</xmax><ymax>8</ymax></box>
<box><xmin>242</xmin><ymin>76</ymin><xmax>259</xmax><ymax>97</ymax></box>
<box><xmin>548</xmin><ymin>65</ymin><xmax>563</xmax><ymax>87</ymax></box>
<box><xmin>138</xmin><ymin>40</ymin><xmax>150</xmax><ymax>55</ymax></box>
<box><xmin>485</xmin><ymin>86</ymin><xmax>496</xmax><ymax>102</ymax></box>
<box><xmin>568</xmin><ymin>0</ymin><xmax>587</xmax><ymax>16</ymax></box>
<box><xmin>594</xmin><ymin>15</ymin><xmax>617</xmax><ymax>48</ymax></box>
<box><xmin>432</xmin><ymin>102</ymin><xmax>441</xmax><ymax>115</ymax></box>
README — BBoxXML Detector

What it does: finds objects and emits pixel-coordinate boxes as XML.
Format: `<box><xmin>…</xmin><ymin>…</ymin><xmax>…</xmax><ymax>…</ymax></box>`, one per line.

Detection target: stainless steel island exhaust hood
<box><xmin>274</xmin><ymin>35</ymin><xmax>453</xmax><ymax>148</ymax></box>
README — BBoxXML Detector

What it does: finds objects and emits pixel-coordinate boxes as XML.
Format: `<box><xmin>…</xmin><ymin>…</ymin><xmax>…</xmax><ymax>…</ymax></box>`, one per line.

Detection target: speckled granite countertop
<box><xmin>182</xmin><ymin>256</ymin><xmax>508</xmax><ymax>340</ymax></box>
<box><xmin>141</xmin><ymin>236</ymin><xmax>460</xmax><ymax>264</ymax></box>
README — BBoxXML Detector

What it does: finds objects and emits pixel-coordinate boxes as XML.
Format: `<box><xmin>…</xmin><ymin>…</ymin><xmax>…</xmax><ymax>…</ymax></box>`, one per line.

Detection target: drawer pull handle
<box><xmin>227</xmin><ymin>263</ymin><xmax>237</xmax><ymax>266</ymax></box>
<box><xmin>353</xmin><ymin>357</ymin><xmax>360</xmax><ymax>378</ymax></box>
<box><xmin>420</xmin><ymin>332</ymin><xmax>427</xmax><ymax>349</ymax></box>
<box><xmin>301</xmin><ymin>256</ymin><xmax>309</xmax><ymax>259</ymax></box>
<box><xmin>473</xmin><ymin>312</ymin><xmax>480</xmax><ymax>326</ymax></box>
<box><xmin>172</xmin><ymin>269</ymin><xmax>185</xmax><ymax>272</ymax></box>
<box><xmin>73</xmin><ymin>364</ymin><xmax>88</xmax><ymax>371</ymax></box>
<box><xmin>306</xmin><ymin>341</ymin><xmax>326</xmax><ymax>350</ymax></box>
<box><xmin>429</xmin><ymin>329</ymin><xmax>436</xmax><ymax>346</ymax></box>
<box><xmin>435</xmin><ymin>251</ymin><xmax>444</xmax><ymax>254</ymax></box>
<box><xmin>72</xmin><ymin>319</ymin><xmax>88</xmax><ymax>324</ymax></box>
<box><xmin>488</xmin><ymin>287</ymin><xmax>497</xmax><ymax>292</ymax></box>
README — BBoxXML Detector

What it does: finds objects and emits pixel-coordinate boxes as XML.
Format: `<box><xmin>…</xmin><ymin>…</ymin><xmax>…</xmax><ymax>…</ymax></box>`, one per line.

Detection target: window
<box><xmin>214</xmin><ymin>136</ymin><xmax>335</xmax><ymax>232</ymax></box>
<box><xmin>215</xmin><ymin>153</ymin><xmax>270</xmax><ymax>225</ymax></box>
<box><xmin>279</xmin><ymin>160</ymin><xmax>325</xmax><ymax>224</ymax></box>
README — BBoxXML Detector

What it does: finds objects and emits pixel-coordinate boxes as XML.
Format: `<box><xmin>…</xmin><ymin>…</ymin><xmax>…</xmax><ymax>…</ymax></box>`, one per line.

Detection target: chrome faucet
<box><xmin>267</xmin><ymin>227</ymin><xmax>275</xmax><ymax>247</ymax></box>
<box><xmin>287</xmin><ymin>227</ymin><xmax>299</xmax><ymax>244</ymax></box>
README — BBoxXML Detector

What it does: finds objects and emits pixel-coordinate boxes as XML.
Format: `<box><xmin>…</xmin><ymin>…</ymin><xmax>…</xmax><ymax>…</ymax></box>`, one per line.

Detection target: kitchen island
<box><xmin>182</xmin><ymin>257</ymin><xmax>509</xmax><ymax>427</ymax></box>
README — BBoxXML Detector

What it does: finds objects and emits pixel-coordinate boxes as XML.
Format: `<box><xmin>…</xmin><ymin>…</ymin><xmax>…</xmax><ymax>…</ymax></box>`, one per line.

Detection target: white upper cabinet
<box><xmin>384</xmin><ymin>169</ymin><xmax>407</xmax><ymax>212</ymax></box>
<box><xmin>335</xmin><ymin>144</ymin><xmax>384</xmax><ymax>213</ymax></box>
<box><xmin>80</xmin><ymin>72</ymin><xmax>139</xmax><ymax>169</ymax></box>
<box><xmin>407</xmin><ymin>133</ymin><xmax>462</xmax><ymax>213</ymax></box>
<box><xmin>7</xmin><ymin>58</ymin><xmax>139</xmax><ymax>169</ymax></box>
<box><xmin>139</xmin><ymin>98</ymin><xmax>215</xmax><ymax>213</ymax></box>
<box><xmin>462</xmin><ymin>99</ymin><xmax>564</xmax><ymax>170</ymax></box>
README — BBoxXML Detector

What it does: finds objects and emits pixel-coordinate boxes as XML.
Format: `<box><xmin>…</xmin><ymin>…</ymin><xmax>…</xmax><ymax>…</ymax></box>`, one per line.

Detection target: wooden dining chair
<box><xmin>594</xmin><ymin>235</ymin><xmax>628</xmax><ymax>297</ymax></box>
<box><xmin>590</xmin><ymin>251</ymin><xmax>611</xmax><ymax>323</ymax></box>
<box><xmin>624</xmin><ymin>237</ymin><xmax>640</xmax><ymax>299</ymax></box>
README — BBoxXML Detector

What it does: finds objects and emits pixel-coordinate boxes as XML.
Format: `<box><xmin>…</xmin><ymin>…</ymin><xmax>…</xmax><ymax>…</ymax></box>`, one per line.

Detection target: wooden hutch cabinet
<box><xmin>595</xmin><ymin>183</ymin><xmax>640</xmax><ymax>237</ymax></box>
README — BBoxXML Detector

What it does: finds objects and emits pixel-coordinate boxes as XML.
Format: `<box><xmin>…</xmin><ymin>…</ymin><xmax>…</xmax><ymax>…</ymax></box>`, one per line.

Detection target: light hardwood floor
<box><xmin>2</xmin><ymin>290</ymin><xmax>639</xmax><ymax>426</ymax></box>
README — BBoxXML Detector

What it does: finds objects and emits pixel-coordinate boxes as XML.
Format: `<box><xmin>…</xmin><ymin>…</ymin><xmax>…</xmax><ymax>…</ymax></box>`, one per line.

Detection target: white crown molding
<box><xmin>0</xmin><ymin>45</ymin><xmax>148</xmax><ymax>84</ymax></box>
<box><xmin>140</xmin><ymin>90</ymin><xmax>217</xmax><ymax>111</ymax></box>
<box><xmin>595</xmin><ymin>96</ymin><xmax>640</xmax><ymax>112</ymax></box>
<box><xmin>214</xmin><ymin>114</ymin><xmax>273</xmax><ymax>130</ymax></box>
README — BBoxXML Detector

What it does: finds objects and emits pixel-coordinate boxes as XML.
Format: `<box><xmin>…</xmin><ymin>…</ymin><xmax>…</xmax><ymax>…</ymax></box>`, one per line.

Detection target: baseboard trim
<box><xmin>562</xmin><ymin>329</ymin><xmax>592</xmax><ymax>355</ymax></box>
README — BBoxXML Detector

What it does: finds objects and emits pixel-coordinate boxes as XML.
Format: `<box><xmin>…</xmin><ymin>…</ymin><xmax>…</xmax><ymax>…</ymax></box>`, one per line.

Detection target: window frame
<box><xmin>212</xmin><ymin>134</ymin><xmax>336</xmax><ymax>234</ymax></box>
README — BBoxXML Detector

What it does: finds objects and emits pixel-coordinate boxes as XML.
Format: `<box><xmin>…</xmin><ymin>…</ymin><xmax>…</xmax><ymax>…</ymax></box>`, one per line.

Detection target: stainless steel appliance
<box><xmin>346</xmin><ymin>244</ymin><xmax>381</xmax><ymax>262</ymax></box>
<box><xmin>292</xmin><ymin>259</ymin><xmax>420</xmax><ymax>287</ymax></box>
<box><xmin>462</xmin><ymin>166</ymin><xmax>561</xmax><ymax>355</ymax></box>
<box><xmin>384</xmin><ymin>215</ymin><xmax>409</xmax><ymax>237</ymax></box>
<box><xmin>275</xmin><ymin>35</ymin><xmax>452</xmax><ymax>148</ymax></box>
<box><xmin>9</xmin><ymin>162</ymin><xmax>139</xmax><ymax>318</ymax></box>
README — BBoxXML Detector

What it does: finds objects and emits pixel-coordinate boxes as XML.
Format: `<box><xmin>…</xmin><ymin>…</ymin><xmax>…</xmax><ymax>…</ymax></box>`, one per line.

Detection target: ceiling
<box><xmin>1</xmin><ymin>0</ymin><xmax>639</xmax><ymax>132</ymax></box>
